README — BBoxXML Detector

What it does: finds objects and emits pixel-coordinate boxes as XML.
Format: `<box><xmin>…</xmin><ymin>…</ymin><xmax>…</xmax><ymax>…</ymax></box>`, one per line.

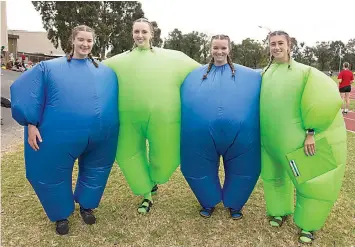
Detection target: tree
<box><xmin>33</xmin><ymin>1</ymin><xmax>101</xmax><ymax>54</ymax></box>
<box><xmin>302</xmin><ymin>46</ymin><xmax>316</xmax><ymax>66</ymax></box>
<box><xmin>291</xmin><ymin>37</ymin><xmax>305</xmax><ymax>63</ymax></box>
<box><xmin>329</xmin><ymin>41</ymin><xmax>346</xmax><ymax>71</ymax></box>
<box><xmin>32</xmin><ymin>1</ymin><xmax>163</xmax><ymax>58</ymax></box>
<box><xmin>199</xmin><ymin>33</ymin><xmax>210</xmax><ymax>64</ymax></box>
<box><xmin>313</xmin><ymin>41</ymin><xmax>332</xmax><ymax>71</ymax></box>
<box><xmin>151</xmin><ymin>21</ymin><xmax>163</xmax><ymax>47</ymax></box>
<box><xmin>163</xmin><ymin>29</ymin><xmax>209</xmax><ymax>63</ymax></box>
<box><xmin>163</xmin><ymin>28</ymin><xmax>184</xmax><ymax>51</ymax></box>
<box><xmin>232</xmin><ymin>38</ymin><xmax>266</xmax><ymax>68</ymax></box>
<box><xmin>344</xmin><ymin>38</ymin><xmax>355</xmax><ymax>70</ymax></box>
<box><xmin>107</xmin><ymin>1</ymin><xmax>145</xmax><ymax>55</ymax></box>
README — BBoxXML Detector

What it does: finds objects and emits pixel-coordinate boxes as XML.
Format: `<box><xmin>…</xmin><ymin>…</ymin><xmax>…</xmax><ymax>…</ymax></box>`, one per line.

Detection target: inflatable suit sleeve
<box><xmin>301</xmin><ymin>68</ymin><xmax>343</xmax><ymax>131</ymax></box>
<box><xmin>175</xmin><ymin>52</ymin><xmax>202</xmax><ymax>82</ymax></box>
<box><xmin>11</xmin><ymin>63</ymin><xmax>46</xmax><ymax>126</ymax></box>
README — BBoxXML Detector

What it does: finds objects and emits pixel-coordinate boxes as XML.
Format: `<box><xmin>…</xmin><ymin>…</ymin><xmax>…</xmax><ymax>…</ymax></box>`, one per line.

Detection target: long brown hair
<box><xmin>66</xmin><ymin>25</ymin><xmax>98</xmax><ymax>68</ymax></box>
<box><xmin>130</xmin><ymin>18</ymin><xmax>154</xmax><ymax>52</ymax></box>
<box><xmin>202</xmin><ymin>34</ymin><xmax>235</xmax><ymax>80</ymax></box>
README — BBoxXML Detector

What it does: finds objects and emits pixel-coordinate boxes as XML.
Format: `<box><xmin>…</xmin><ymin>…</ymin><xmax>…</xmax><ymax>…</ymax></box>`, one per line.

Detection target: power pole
<box><xmin>338</xmin><ymin>46</ymin><xmax>342</xmax><ymax>73</ymax></box>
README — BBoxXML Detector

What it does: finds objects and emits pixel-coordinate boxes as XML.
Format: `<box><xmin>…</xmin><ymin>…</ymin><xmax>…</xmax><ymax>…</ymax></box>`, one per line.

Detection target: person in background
<box><xmin>338</xmin><ymin>62</ymin><xmax>354</xmax><ymax>114</ymax></box>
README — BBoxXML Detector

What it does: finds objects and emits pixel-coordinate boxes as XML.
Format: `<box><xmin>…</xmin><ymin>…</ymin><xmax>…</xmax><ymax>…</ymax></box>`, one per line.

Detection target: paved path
<box><xmin>1</xmin><ymin>69</ymin><xmax>24</xmax><ymax>152</ymax></box>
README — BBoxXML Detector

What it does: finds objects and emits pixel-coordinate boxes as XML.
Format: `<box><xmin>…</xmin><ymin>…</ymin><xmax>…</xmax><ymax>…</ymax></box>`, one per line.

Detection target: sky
<box><xmin>4</xmin><ymin>0</ymin><xmax>355</xmax><ymax>47</ymax></box>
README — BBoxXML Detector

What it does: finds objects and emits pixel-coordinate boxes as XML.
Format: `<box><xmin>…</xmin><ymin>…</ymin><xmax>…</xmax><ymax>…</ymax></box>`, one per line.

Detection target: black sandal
<box><xmin>299</xmin><ymin>230</ymin><xmax>315</xmax><ymax>244</ymax></box>
<box><xmin>229</xmin><ymin>208</ymin><xmax>243</xmax><ymax>220</ymax></box>
<box><xmin>199</xmin><ymin>207</ymin><xmax>215</xmax><ymax>218</ymax></box>
<box><xmin>138</xmin><ymin>199</ymin><xmax>153</xmax><ymax>214</ymax></box>
<box><xmin>269</xmin><ymin>215</ymin><xmax>287</xmax><ymax>227</ymax></box>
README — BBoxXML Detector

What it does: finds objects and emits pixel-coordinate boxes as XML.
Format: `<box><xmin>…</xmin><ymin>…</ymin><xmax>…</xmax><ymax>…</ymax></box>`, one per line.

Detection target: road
<box><xmin>1</xmin><ymin>69</ymin><xmax>24</xmax><ymax>152</ymax></box>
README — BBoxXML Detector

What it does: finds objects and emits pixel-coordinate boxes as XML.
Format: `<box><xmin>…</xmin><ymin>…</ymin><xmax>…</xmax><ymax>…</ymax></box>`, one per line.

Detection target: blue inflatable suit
<box><xmin>10</xmin><ymin>57</ymin><xmax>119</xmax><ymax>222</ymax></box>
<box><xmin>180</xmin><ymin>63</ymin><xmax>261</xmax><ymax>210</ymax></box>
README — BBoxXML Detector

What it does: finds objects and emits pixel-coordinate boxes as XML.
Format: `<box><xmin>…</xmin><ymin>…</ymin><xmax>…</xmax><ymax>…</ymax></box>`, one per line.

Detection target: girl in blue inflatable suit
<box><xmin>10</xmin><ymin>25</ymin><xmax>119</xmax><ymax>235</ymax></box>
<box><xmin>180</xmin><ymin>34</ymin><xmax>262</xmax><ymax>218</ymax></box>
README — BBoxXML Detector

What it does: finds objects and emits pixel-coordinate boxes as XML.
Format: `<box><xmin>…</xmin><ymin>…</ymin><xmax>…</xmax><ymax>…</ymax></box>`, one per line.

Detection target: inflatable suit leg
<box><xmin>74</xmin><ymin>133</ymin><xmax>118</xmax><ymax>209</ymax></box>
<box><xmin>147</xmin><ymin>120</ymin><xmax>180</xmax><ymax>184</ymax></box>
<box><xmin>180</xmin><ymin>129</ymin><xmax>222</xmax><ymax>209</ymax></box>
<box><xmin>222</xmin><ymin>143</ymin><xmax>261</xmax><ymax>210</ymax></box>
<box><xmin>261</xmin><ymin>146</ymin><xmax>294</xmax><ymax>217</ymax></box>
<box><xmin>25</xmin><ymin>131</ymin><xmax>87</xmax><ymax>222</ymax></box>
<box><xmin>116</xmin><ymin>123</ymin><xmax>154</xmax><ymax>195</ymax></box>
<box><xmin>293</xmin><ymin>143</ymin><xmax>346</xmax><ymax>231</ymax></box>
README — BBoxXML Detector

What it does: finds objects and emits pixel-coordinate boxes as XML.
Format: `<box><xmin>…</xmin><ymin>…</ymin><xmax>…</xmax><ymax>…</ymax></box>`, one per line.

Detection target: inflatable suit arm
<box><xmin>301</xmin><ymin>67</ymin><xmax>342</xmax><ymax>132</ymax></box>
<box><xmin>102</xmin><ymin>57</ymin><xmax>113</xmax><ymax>68</ymax></box>
<box><xmin>174</xmin><ymin>52</ymin><xmax>201</xmax><ymax>81</ymax></box>
<box><xmin>10</xmin><ymin>62</ymin><xmax>46</xmax><ymax>126</ymax></box>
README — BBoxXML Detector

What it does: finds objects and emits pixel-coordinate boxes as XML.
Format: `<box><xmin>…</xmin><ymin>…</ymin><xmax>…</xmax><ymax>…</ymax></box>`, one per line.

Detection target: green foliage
<box><xmin>32</xmin><ymin>1</ymin><xmax>162</xmax><ymax>58</ymax></box>
<box><xmin>33</xmin><ymin>2</ymin><xmax>355</xmax><ymax>69</ymax></box>
<box><xmin>232</xmin><ymin>38</ymin><xmax>267</xmax><ymax>68</ymax></box>
<box><xmin>163</xmin><ymin>29</ymin><xmax>209</xmax><ymax>64</ymax></box>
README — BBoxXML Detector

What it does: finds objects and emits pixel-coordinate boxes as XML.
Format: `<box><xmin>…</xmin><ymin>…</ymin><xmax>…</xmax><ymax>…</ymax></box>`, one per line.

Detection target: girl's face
<box><xmin>72</xmin><ymin>31</ymin><xmax>93</xmax><ymax>58</ymax></box>
<box><xmin>211</xmin><ymin>39</ymin><xmax>230</xmax><ymax>65</ymax></box>
<box><xmin>132</xmin><ymin>22</ymin><xmax>152</xmax><ymax>49</ymax></box>
<box><xmin>269</xmin><ymin>35</ymin><xmax>290</xmax><ymax>63</ymax></box>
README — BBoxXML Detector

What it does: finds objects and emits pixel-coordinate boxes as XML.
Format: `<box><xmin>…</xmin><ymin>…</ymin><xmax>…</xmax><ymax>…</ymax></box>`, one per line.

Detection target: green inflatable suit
<box><xmin>104</xmin><ymin>47</ymin><xmax>200</xmax><ymax>195</ymax></box>
<box><xmin>260</xmin><ymin>59</ymin><xmax>347</xmax><ymax>231</ymax></box>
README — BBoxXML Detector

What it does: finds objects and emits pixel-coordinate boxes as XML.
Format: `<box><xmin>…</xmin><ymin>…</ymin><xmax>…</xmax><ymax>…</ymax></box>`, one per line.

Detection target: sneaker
<box><xmin>199</xmin><ymin>207</ymin><xmax>215</xmax><ymax>218</ymax></box>
<box><xmin>344</xmin><ymin>109</ymin><xmax>349</xmax><ymax>114</ymax></box>
<box><xmin>55</xmin><ymin>219</ymin><xmax>69</xmax><ymax>235</ymax></box>
<box><xmin>79</xmin><ymin>207</ymin><xmax>96</xmax><ymax>225</ymax></box>
<box><xmin>229</xmin><ymin>208</ymin><xmax>243</xmax><ymax>220</ymax></box>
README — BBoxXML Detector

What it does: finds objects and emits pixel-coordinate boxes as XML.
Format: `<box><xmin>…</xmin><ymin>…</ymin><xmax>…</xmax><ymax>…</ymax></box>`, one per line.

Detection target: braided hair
<box><xmin>130</xmin><ymin>18</ymin><xmax>154</xmax><ymax>52</ymax></box>
<box><xmin>202</xmin><ymin>34</ymin><xmax>235</xmax><ymax>80</ymax></box>
<box><xmin>66</xmin><ymin>25</ymin><xmax>98</xmax><ymax>68</ymax></box>
<box><xmin>263</xmin><ymin>30</ymin><xmax>292</xmax><ymax>74</ymax></box>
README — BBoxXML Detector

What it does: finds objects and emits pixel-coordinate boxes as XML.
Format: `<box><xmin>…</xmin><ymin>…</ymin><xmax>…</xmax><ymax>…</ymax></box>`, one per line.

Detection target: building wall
<box><xmin>8</xmin><ymin>37</ymin><xmax>17</xmax><ymax>57</ymax></box>
<box><xmin>7</xmin><ymin>30</ymin><xmax>65</xmax><ymax>56</ymax></box>
<box><xmin>1</xmin><ymin>1</ymin><xmax>8</xmax><ymax>51</ymax></box>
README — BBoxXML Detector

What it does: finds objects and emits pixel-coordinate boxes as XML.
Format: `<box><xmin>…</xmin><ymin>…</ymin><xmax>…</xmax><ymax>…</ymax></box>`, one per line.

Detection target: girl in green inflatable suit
<box><xmin>260</xmin><ymin>30</ymin><xmax>347</xmax><ymax>244</ymax></box>
<box><xmin>104</xmin><ymin>18</ymin><xmax>200</xmax><ymax>213</ymax></box>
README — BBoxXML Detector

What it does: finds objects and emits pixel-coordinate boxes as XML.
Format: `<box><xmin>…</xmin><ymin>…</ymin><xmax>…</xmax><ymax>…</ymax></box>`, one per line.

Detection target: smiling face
<box><xmin>211</xmin><ymin>38</ymin><xmax>230</xmax><ymax>66</ymax></box>
<box><xmin>72</xmin><ymin>31</ymin><xmax>94</xmax><ymax>59</ymax></box>
<box><xmin>269</xmin><ymin>34</ymin><xmax>290</xmax><ymax>63</ymax></box>
<box><xmin>132</xmin><ymin>21</ymin><xmax>153</xmax><ymax>49</ymax></box>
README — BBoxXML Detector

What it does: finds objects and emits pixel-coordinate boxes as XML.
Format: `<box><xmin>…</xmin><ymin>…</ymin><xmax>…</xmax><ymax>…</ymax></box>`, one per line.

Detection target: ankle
<box><xmin>143</xmin><ymin>192</ymin><xmax>153</xmax><ymax>202</ymax></box>
<box><xmin>80</xmin><ymin>206</ymin><xmax>92</xmax><ymax>212</ymax></box>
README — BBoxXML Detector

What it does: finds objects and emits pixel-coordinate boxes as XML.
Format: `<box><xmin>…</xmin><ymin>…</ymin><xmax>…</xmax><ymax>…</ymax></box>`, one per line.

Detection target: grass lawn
<box><xmin>1</xmin><ymin>133</ymin><xmax>355</xmax><ymax>247</ymax></box>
